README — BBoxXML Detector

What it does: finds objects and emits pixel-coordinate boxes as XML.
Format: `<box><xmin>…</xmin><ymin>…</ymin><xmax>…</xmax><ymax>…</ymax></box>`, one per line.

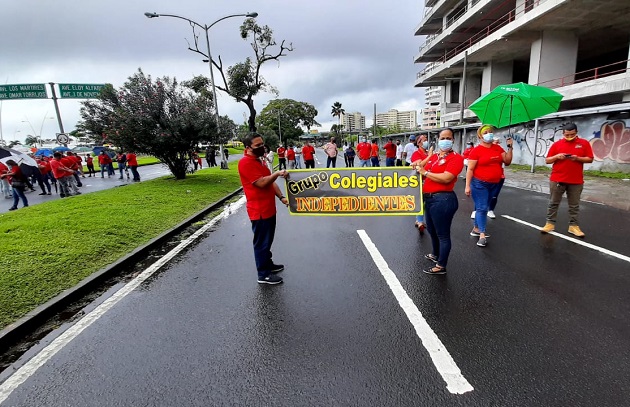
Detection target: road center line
<box><xmin>502</xmin><ymin>215</ymin><xmax>630</xmax><ymax>263</ymax></box>
<box><xmin>0</xmin><ymin>197</ymin><xmax>247</xmax><ymax>405</ymax></box>
<box><xmin>357</xmin><ymin>230</ymin><xmax>474</xmax><ymax>395</ymax></box>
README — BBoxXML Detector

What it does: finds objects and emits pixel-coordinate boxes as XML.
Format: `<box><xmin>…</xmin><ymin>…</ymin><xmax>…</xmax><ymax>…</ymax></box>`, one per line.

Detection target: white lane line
<box><xmin>502</xmin><ymin>215</ymin><xmax>630</xmax><ymax>263</ymax></box>
<box><xmin>0</xmin><ymin>196</ymin><xmax>247</xmax><ymax>405</ymax></box>
<box><xmin>357</xmin><ymin>230</ymin><xmax>474</xmax><ymax>395</ymax></box>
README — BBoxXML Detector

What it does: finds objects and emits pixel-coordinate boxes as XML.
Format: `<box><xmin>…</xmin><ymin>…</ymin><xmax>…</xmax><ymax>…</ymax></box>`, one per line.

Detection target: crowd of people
<box><xmin>1</xmin><ymin>150</ymin><xmax>141</xmax><ymax>211</ymax></box>
<box><xmin>236</xmin><ymin>122</ymin><xmax>593</xmax><ymax>283</ymax></box>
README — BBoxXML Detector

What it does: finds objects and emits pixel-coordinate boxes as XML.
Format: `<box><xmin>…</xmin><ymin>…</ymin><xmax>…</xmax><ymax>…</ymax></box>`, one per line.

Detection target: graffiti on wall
<box><xmin>592</xmin><ymin>121</ymin><xmax>630</xmax><ymax>163</ymax></box>
<box><xmin>492</xmin><ymin>114</ymin><xmax>630</xmax><ymax>170</ymax></box>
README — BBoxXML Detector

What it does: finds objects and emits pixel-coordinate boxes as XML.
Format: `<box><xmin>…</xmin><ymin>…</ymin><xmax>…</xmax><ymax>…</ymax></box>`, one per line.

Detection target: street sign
<box><xmin>56</xmin><ymin>133</ymin><xmax>70</xmax><ymax>144</ymax></box>
<box><xmin>58</xmin><ymin>83</ymin><xmax>106</xmax><ymax>99</ymax></box>
<box><xmin>0</xmin><ymin>83</ymin><xmax>48</xmax><ymax>100</ymax></box>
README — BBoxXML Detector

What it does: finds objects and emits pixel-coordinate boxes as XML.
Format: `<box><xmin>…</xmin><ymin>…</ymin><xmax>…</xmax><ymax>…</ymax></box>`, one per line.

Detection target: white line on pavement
<box><xmin>357</xmin><ymin>230</ymin><xmax>474</xmax><ymax>395</ymax></box>
<box><xmin>502</xmin><ymin>215</ymin><xmax>630</xmax><ymax>263</ymax></box>
<box><xmin>0</xmin><ymin>196</ymin><xmax>247</xmax><ymax>405</ymax></box>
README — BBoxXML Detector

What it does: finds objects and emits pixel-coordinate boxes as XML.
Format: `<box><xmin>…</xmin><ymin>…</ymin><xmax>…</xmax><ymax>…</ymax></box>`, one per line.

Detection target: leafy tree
<box><xmin>331</xmin><ymin>101</ymin><xmax>345</xmax><ymax>130</ymax></box>
<box><xmin>8</xmin><ymin>140</ymin><xmax>21</xmax><ymax>148</ymax></box>
<box><xmin>79</xmin><ymin>69</ymin><xmax>218</xmax><ymax>179</ymax></box>
<box><xmin>258</xmin><ymin>99</ymin><xmax>320</xmax><ymax>147</ymax></box>
<box><xmin>330</xmin><ymin>124</ymin><xmax>345</xmax><ymax>140</ymax></box>
<box><xmin>24</xmin><ymin>136</ymin><xmax>38</xmax><ymax>146</ymax></box>
<box><xmin>187</xmin><ymin>18</ymin><xmax>293</xmax><ymax>132</ymax></box>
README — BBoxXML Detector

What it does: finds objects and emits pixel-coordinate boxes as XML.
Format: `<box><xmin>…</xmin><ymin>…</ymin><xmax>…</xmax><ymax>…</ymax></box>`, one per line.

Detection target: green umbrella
<box><xmin>469</xmin><ymin>82</ymin><xmax>563</xmax><ymax>128</ymax></box>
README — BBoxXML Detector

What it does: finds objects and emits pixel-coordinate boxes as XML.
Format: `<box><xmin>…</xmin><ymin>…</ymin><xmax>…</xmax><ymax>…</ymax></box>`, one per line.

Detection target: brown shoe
<box><xmin>540</xmin><ymin>223</ymin><xmax>555</xmax><ymax>233</ymax></box>
<box><xmin>568</xmin><ymin>225</ymin><xmax>585</xmax><ymax>237</ymax></box>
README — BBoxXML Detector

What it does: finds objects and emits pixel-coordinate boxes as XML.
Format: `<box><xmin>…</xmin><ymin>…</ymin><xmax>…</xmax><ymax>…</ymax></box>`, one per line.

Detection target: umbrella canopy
<box><xmin>35</xmin><ymin>148</ymin><xmax>54</xmax><ymax>157</ymax></box>
<box><xmin>72</xmin><ymin>146</ymin><xmax>93</xmax><ymax>153</ymax></box>
<box><xmin>52</xmin><ymin>146</ymin><xmax>71</xmax><ymax>152</ymax></box>
<box><xmin>0</xmin><ymin>147</ymin><xmax>39</xmax><ymax>176</ymax></box>
<box><xmin>469</xmin><ymin>82</ymin><xmax>563</xmax><ymax>128</ymax></box>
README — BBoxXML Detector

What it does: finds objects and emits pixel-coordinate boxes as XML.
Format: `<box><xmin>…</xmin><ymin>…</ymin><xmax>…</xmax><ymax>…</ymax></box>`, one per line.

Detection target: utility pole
<box><xmin>459</xmin><ymin>51</ymin><xmax>468</xmax><ymax>124</ymax></box>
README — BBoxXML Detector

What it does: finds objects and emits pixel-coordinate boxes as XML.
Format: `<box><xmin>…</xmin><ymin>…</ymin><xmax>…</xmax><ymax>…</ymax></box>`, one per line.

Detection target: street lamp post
<box><xmin>144</xmin><ymin>10</ymin><xmax>258</xmax><ymax>169</ymax></box>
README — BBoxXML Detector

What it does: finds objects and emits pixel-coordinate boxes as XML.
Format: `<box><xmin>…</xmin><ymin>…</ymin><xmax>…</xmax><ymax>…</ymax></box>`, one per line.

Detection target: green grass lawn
<box><xmin>0</xmin><ymin>167</ymin><xmax>243</xmax><ymax>329</ymax></box>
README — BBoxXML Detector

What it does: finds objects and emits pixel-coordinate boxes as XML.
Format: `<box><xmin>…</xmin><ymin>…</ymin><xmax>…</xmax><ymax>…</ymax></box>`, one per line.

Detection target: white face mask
<box><xmin>482</xmin><ymin>133</ymin><xmax>494</xmax><ymax>143</ymax></box>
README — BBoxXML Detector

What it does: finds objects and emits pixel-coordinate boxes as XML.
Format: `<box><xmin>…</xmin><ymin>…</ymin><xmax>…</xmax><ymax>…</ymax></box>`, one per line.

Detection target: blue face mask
<box><xmin>422</xmin><ymin>142</ymin><xmax>429</xmax><ymax>150</ymax></box>
<box><xmin>438</xmin><ymin>139</ymin><xmax>453</xmax><ymax>151</ymax></box>
<box><xmin>482</xmin><ymin>133</ymin><xmax>494</xmax><ymax>143</ymax></box>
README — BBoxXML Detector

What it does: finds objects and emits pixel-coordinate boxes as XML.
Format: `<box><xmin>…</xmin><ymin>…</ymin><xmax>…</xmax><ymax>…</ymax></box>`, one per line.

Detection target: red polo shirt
<box><xmin>277</xmin><ymin>147</ymin><xmax>286</xmax><ymax>158</ymax></box>
<box><xmin>423</xmin><ymin>152</ymin><xmax>464</xmax><ymax>193</ymax></box>
<box><xmin>548</xmin><ymin>137</ymin><xmax>593</xmax><ymax>184</ymax></box>
<box><xmin>469</xmin><ymin>144</ymin><xmax>505</xmax><ymax>183</ymax></box>
<box><xmin>287</xmin><ymin>149</ymin><xmax>295</xmax><ymax>160</ymax></box>
<box><xmin>238</xmin><ymin>153</ymin><xmax>277</xmax><ymax>220</ymax></box>
<box><xmin>357</xmin><ymin>142</ymin><xmax>371</xmax><ymax>160</ymax></box>
<box><xmin>383</xmin><ymin>142</ymin><xmax>397</xmax><ymax>158</ymax></box>
<box><xmin>302</xmin><ymin>145</ymin><xmax>315</xmax><ymax>161</ymax></box>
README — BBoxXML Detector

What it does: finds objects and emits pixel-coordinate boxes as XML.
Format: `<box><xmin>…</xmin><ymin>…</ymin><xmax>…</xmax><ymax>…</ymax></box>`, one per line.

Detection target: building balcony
<box><xmin>415</xmin><ymin>0</ymin><xmax>532</xmax><ymax>63</ymax></box>
<box><xmin>415</xmin><ymin>0</ymin><xmax>572</xmax><ymax>87</ymax></box>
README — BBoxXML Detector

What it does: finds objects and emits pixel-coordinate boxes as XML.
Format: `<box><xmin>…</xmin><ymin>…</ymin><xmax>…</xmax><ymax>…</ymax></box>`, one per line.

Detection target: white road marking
<box><xmin>357</xmin><ymin>230</ymin><xmax>474</xmax><ymax>395</ymax></box>
<box><xmin>502</xmin><ymin>215</ymin><xmax>630</xmax><ymax>263</ymax></box>
<box><xmin>0</xmin><ymin>196</ymin><xmax>247</xmax><ymax>404</ymax></box>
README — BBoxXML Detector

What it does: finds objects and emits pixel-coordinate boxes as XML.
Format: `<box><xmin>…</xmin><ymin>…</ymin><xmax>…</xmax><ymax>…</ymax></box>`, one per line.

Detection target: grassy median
<box><xmin>0</xmin><ymin>166</ymin><xmax>243</xmax><ymax>329</ymax></box>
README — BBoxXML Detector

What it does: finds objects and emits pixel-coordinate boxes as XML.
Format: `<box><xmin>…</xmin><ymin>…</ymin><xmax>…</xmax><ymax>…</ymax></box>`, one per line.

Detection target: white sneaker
<box><xmin>470</xmin><ymin>211</ymin><xmax>476</xmax><ymax>219</ymax></box>
<box><xmin>488</xmin><ymin>210</ymin><xmax>496</xmax><ymax>219</ymax></box>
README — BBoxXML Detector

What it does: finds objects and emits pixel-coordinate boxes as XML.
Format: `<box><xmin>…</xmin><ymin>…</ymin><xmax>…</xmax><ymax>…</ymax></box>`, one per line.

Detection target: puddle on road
<box><xmin>0</xmin><ymin>200</ymin><xmax>238</xmax><ymax>375</ymax></box>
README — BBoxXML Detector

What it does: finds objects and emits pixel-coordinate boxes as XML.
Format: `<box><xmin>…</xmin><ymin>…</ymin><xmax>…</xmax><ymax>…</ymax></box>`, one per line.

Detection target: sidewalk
<box><xmin>503</xmin><ymin>168</ymin><xmax>630</xmax><ymax>211</ymax></box>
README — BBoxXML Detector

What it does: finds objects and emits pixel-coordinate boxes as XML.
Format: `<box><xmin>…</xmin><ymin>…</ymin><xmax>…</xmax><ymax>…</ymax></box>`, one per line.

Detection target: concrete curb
<box><xmin>0</xmin><ymin>187</ymin><xmax>244</xmax><ymax>351</ymax></box>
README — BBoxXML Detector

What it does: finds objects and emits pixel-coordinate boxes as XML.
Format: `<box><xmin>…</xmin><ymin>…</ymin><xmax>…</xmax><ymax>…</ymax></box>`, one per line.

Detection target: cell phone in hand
<box><xmin>565</xmin><ymin>154</ymin><xmax>573</xmax><ymax>157</ymax></box>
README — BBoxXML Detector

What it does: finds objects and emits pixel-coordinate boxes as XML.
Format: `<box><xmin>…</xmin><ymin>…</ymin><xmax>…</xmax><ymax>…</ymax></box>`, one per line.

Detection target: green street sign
<box><xmin>0</xmin><ymin>83</ymin><xmax>48</xmax><ymax>100</ymax></box>
<box><xmin>58</xmin><ymin>83</ymin><xmax>106</xmax><ymax>99</ymax></box>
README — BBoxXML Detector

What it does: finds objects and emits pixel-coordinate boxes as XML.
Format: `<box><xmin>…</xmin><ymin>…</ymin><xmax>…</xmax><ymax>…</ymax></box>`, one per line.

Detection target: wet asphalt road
<box><xmin>2</xmin><ymin>151</ymin><xmax>630</xmax><ymax>406</ymax></box>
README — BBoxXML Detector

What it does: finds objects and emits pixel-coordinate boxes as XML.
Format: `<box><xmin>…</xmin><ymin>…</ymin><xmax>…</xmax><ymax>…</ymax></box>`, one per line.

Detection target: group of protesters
<box><xmin>236</xmin><ymin>122</ymin><xmax>593</xmax><ymax>283</ymax></box>
<box><xmin>1</xmin><ymin>149</ymin><xmax>141</xmax><ymax>211</ymax></box>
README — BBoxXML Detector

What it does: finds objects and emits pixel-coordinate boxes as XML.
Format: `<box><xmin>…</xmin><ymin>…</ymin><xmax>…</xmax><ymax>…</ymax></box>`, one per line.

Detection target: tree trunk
<box><xmin>247</xmin><ymin>101</ymin><xmax>257</xmax><ymax>132</ymax></box>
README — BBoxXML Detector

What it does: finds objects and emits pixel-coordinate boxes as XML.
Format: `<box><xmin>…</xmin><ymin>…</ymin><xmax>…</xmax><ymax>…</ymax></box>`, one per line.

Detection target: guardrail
<box><xmin>536</xmin><ymin>60</ymin><xmax>630</xmax><ymax>89</ymax></box>
<box><xmin>417</xmin><ymin>0</ymin><xmax>546</xmax><ymax>80</ymax></box>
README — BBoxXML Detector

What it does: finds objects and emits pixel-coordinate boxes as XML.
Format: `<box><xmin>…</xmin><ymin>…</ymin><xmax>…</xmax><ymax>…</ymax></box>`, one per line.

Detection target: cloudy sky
<box><xmin>0</xmin><ymin>0</ymin><xmax>426</xmax><ymax>144</ymax></box>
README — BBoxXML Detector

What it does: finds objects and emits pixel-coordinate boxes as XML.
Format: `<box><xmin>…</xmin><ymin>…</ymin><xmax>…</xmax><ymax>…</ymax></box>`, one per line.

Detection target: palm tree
<box><xmin>331</xmin><ymin>101</ymin><xmax>345</xmax><ymax>141</ymax></box>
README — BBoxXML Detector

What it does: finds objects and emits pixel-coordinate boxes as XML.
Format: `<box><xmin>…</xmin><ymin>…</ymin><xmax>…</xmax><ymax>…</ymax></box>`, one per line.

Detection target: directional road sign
<box><xmin>58</xmin><ymin>83</ymin><xmax>106</xmax><ymax>99</ymax></box>
<box><xmin>0</xmin><ymin>84</ymin><xmax>48</xmax><ymax>100</ymax></box>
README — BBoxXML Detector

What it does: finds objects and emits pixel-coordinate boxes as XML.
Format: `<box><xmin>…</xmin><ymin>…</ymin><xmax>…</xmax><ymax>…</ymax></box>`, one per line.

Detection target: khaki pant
<box><xmin>546</xmin><ymin>181</ymin><xmax>583</xmax><ymax>226</ymax></box>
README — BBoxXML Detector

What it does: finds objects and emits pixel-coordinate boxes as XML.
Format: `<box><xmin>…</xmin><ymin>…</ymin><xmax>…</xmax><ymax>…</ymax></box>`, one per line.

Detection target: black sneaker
<box><xmin>258</xmin><ymin>275</ymin><xmax>283</xmax><ymax>285</ymax></box>
<box><xmin>270</xmin><ymin>263</ymin><xmax>284</xmax><ymax>273</ymax></box>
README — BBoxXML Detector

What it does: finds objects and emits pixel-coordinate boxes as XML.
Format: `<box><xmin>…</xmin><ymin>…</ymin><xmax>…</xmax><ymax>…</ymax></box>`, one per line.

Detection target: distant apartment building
<box><xmin>421</xmin><ymin>85</ymin><xmax>442</xmax><ymax>129</ymax></box>
<box><xmin>341</xmin><ymin>112</ymin><xmax>366</xmax><ymax>131</ymax></box>
<box><xmin>376</xmin><ymin>109</ymin><xmax>418</xmax><ymax>130</ymax></box>
<box><xmin>414</xmin><ymin>0</ymin><xmax>630</xmax><ymax>127</ymax></box>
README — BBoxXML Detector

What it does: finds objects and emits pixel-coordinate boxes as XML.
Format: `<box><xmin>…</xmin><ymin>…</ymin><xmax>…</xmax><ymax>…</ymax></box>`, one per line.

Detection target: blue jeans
<box><xmin>118</xmin><ymin>163</ymin><xmax>126</xmax><ymax>178</ymax></box>
<box><xmin>489</xmin><ymin>178</ymin><xmax>505</xmax><ymax>211</ymax></box>
<box><xmin>424</xmin><ymin>192</ymin><xmax>458</xmax><ymax>267</ymax></box>
<box><xmin>326</xmin><ymin>156</ymin><xmax>337</xmax><ymax>168</ymax></box>
<box><xmin>371</xmin><ymin>157</ymin><xmax>380</xmax><ymax>167</ymax></box>
<box><xmin>359</xmin><ymin>159</ymin><xmax>369</xmax><ymax>167</ymax></box>
<box><xmin>471</xmin><ymin>177</ymin><xmax>498</xmax><ymax>233</ymax></box>
<box><xmin>130</xmin><ymin>166</ymin><xmax>140</xmax><ymax>181</ymax></box>
<box><xmin>11</xmin><ymin>186</ymin><xmax>28</xmax><ymax>208</ymax></box>
<box><xmin>386</xmin><ymin>157</ymin><xmax>395</xmax><ymax>167</ymax></box>
<box><xmin>251</xmin><ymin>215</ymin><xmax>277</xmax><ymax>279</ymax></box>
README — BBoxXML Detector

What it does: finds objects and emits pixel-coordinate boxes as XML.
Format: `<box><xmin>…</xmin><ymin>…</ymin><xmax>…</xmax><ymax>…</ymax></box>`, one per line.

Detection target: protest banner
<box><xmin>284</xmin><ymin>167</ymin><xmax>423</xmax><ymax>216</ymax></box>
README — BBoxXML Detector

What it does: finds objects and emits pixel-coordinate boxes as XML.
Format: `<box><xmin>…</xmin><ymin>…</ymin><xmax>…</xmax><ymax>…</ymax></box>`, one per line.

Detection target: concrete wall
<box><xmin>529</xmin><ymin>30</ymin><xmax>578</xmax><ymax>84</ymax></box>
<box><xmin>482</xmin><ymin>60</ymin><xmax>514</xmax><ymax>94</ymax></box>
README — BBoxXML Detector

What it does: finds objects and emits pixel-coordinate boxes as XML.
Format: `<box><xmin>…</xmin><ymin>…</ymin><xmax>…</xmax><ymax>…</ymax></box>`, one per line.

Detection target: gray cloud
<box><xmin>0</xmin><ymin>0</ymin><xmax>425</xmax><ymax>142</ymax></box>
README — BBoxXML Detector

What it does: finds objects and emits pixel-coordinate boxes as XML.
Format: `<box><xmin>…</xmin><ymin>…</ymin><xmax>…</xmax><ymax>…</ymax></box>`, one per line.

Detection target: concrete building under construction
<box><xmin>414</xmin><ymin>0</ymin><xmax>630</xmax><ymax>170</ymax></box>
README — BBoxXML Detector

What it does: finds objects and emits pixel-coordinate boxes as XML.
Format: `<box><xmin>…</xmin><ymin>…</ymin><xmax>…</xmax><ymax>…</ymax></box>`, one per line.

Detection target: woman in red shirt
<box><xmin>465</xmin><ymin>125</ymin><xmax>513</xmax><ymax>247</ymax></box>
<box><xmin>413</xmin><ymin>128</ymin><xmax>464</xmax><ymax>275</ymax></box>
<box><xmin>0</xmin><ymin>160</ymin><xmax>29</xmax><ymax>210</ymax></box>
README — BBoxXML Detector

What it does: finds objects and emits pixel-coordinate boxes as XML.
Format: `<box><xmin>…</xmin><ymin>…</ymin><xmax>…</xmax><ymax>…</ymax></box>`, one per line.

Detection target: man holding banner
<box><xmin>238</xmin><ymin>133</ymin><xmax>290</xmax><ymax>285</ymax></box>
